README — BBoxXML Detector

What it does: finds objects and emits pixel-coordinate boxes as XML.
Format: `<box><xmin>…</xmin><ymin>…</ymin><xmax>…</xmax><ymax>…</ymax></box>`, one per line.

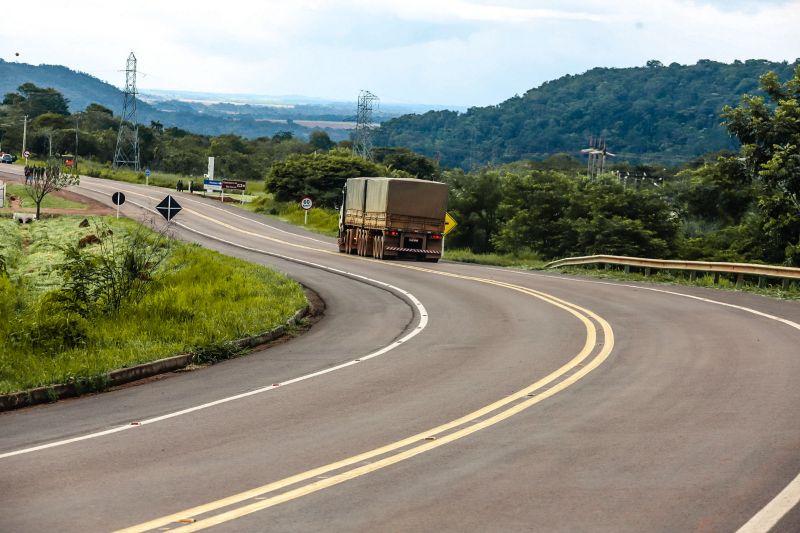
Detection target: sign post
<box><xmin>301</xmin><ymin>197</ymin><xmax>313</xmax><ymax>225</ymax></box>
<box><xmin>0</xmin><ymin>181</ymin><xmax>5</xmax><ymax>209</ymax></box>
<box><xmin>145</xmin><ymin>168</ymin><xmax>150</xmax><ymax>187</ymax></box>
<box><xmin>112</xmin><ymin>191</ymin><xmax>126</xmax><ymax>219</ymax></box>
<box><xmin>443</xmin><ymin>212</ymin><xmax>458</xmax><ymax>259</ymax></box>
<box><xmin>23</xmin><ymin>150</ymin><xmax>30</xmax><ymax>165</ymax></box>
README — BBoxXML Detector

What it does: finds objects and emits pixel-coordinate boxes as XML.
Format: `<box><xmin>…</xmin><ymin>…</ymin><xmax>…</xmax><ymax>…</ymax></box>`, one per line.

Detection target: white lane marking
<box><xmin>479</xmin><ymin>266</ymin><xmax>800</xmax><ymax>532</ymax></box>
<box><xmin>0</xmin><ymin>196</ymin><xmax>428</xmax><ymax>460</ymax></box>
<box><xmin>79</xmin><ymin>177</ymin><xmax>330</xmax><ymax>244</ymax></box>
<box><xmin>737</xmin><ymin>473</ymin><xmax>800</xmax><ymax>533</ymax></box>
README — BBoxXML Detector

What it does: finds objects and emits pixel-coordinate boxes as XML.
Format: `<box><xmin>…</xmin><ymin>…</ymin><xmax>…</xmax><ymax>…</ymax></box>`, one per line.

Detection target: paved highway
<box><xmin>2</xmin><ymin>169</ymin><xmax>800</xmax><ymax>532</ymax></box>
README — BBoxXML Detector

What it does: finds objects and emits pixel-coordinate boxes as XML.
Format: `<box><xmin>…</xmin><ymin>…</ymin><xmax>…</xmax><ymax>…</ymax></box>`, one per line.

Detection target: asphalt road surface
<box><xmin>2</xmin><ymin>168</ymin><xmax>800</xmax><ymax>532</ymax></box>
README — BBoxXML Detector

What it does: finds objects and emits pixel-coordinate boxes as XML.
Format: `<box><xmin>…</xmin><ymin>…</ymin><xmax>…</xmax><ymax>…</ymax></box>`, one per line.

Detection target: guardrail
<box><xmin>545</xmin><ymin>254</ymin><xmax>800</xmax><ymax>289</ymax></box>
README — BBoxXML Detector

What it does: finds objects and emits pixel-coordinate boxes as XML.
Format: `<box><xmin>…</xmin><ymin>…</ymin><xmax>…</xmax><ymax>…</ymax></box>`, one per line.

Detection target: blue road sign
<box><xmin>145</xmin><ymin>169</ymin><xmax>151</xmax><ymax>177</ymax></box>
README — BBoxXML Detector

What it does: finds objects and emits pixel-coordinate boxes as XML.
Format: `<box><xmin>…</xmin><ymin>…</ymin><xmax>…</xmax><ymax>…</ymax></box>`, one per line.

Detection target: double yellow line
<box><xmin>92</xmin><ymin>185</ymin><xmax>614</xmax><ymax>532</ymax></box>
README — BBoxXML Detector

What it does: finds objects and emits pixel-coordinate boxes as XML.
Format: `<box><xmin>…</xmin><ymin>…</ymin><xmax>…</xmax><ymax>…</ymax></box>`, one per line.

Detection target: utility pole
<box><xmin>581</xmin><ymin>136</ymin><xmax>615</xmax><ymax>179</ymax></box>
<box><xmin>113</xmin><ymin>52</ymin><xmax>140</xmax><ymax>170</ymax></box>
<box><xmin>22</xmin><ymin>115</ymin><xmax>28</xmax><ymax>156</ymax></box>
<box><xmin>74</xmin><ymin>117</ymin><xmax>79</xmax><ymax>174</ymax></box>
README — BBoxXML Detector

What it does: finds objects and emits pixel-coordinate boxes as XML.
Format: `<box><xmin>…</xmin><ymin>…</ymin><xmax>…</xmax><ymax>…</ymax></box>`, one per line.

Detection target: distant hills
<box><xmin>0</xmin><ymin>59</ymin><xmax>441</xmax><ymax>140</ymax></box>
<box><xmin>3</xmin><ymin>58</ymin><xmax>799</xmax><ymax>167</ymax></box>
<box><xmin>373</xmin><ymin>59</ymin><xmax>800</xmax><ymax>167</ymax></box>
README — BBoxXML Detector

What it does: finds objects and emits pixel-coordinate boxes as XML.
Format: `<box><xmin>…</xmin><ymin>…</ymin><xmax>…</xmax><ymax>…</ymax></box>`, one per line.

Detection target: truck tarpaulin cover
<box><xmin>345</xmin><ymin>177</ymin><xmax>369</xmax><ymax>211</ymax></box>
<box><xmin>364</xmin><ymin>178</ymin><xmax>447</xmax><ymax>219</ymax></box>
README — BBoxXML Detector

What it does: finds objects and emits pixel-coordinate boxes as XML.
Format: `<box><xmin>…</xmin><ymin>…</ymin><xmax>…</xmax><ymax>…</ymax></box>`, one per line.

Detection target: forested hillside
<box><xmin>374</xmin><ymin>59</ymin><xmax>800</xmax><ymax>168</ymax></box>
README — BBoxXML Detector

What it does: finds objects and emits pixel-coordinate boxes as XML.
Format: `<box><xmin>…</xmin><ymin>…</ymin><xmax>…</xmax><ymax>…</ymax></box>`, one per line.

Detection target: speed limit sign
<box><xmin>300</xmin><ymin>197</ymin><xmax>313</xmax><ymax>210</ymax></box>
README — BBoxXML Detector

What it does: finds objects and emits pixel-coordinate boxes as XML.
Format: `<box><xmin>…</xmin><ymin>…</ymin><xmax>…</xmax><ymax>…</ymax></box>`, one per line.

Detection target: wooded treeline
<box><xmin>374</xmin><ymin>59</ymin><xmax>800</xmax><ymax>169</ymax></box>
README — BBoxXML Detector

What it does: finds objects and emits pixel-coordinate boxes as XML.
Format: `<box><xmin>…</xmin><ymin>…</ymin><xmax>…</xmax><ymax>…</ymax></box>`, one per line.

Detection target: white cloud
<box><xmin>2</xmin><ymin>1</ymin><xmax>799</xmax><ymax>106</ymax></box>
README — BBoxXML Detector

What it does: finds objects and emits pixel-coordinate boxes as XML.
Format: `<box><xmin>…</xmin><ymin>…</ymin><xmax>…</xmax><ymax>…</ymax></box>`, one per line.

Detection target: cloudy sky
<box><xmin>2</xmin><ymin>0</ymin><xmax>799</xmax><ymax>107</ymax></box>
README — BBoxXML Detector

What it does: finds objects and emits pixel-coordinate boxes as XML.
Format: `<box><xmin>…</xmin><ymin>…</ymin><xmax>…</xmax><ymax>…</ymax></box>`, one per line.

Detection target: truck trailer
<box><xmin>338</xmin><ymin>177</ymin><xmax>448</xmax><ymax>262</ymax></box>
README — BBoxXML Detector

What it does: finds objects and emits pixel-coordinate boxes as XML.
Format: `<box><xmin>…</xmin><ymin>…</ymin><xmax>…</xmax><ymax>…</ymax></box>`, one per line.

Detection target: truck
<box><xmin>338</xmin><ymin>177</ymin><xmax>448</xmax><ymax>262</ymax></box>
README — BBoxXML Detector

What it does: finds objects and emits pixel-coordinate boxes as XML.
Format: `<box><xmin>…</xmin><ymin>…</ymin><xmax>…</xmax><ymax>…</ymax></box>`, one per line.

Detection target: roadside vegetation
<box><xmin>249</xmin><ymin>195</ymin><xmax>339</xmax><ymax>236</ymax></box>
<box><xmin>0</xmin><ymin>216</ymin><xmax>307</xmax><ymax>394</ymax></box>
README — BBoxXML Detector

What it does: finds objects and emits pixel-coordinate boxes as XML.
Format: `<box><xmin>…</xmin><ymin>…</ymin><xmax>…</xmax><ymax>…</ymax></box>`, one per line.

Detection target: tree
<box><xmin>24</xmin><ymin>158</ymin><xmax>80</xmax><ymax>219</ymax></box>
<box><xmin>443</xmin><ymin>168</ymin><xmax>503</xmax><ymax>252</ymax></box>
<box><xmin>309</xmin><ymin>130</ymin><xmax>335</xmax><ymax>151</ymax></box>
<box><xmin>721</xmin><ymin>65</ymin><xmax>800</xmax><ymax>264</ymax></box>
<box><xmin>372</xmin><ymin>147</ymin><xmax>440</xmax><ymax>180</ymax></box>
<box><xmin>272</xmin><ymin>131</ymin><xmax>294</xmax><ymax>143</ymax></box>
<box><xmin>266</xmin><ymin>149</ymin><xmax>383</xmax><ymax>207</ymax></box>
<box><xmin>16</xmin><ymin>83</ymin><xmax>70</xmax><ymax>117</ymax></box>
<box><xmin>493</xmin><ymin>171</ymin><xmax>578</xmax><ymax>258</ymax></box>
<box><xmin>2</xmin><ymin>93</ymin><xmax>24</xmax><ymax>106</ymax></box>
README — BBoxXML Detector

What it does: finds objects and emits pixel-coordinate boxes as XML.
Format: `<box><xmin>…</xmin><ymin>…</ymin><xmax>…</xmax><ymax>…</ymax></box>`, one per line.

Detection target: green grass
<box><xmin>443</xmin><ymin>248</ymin><xmax>546</xmax><ymax>268</ymax></box>
<box><xmin>250</xmin><ymin>195</ymin><xmax>340</xmax><ymax>236</ymax></box>
<box><xmin>6</xmin><ymin>184</ymin><xmax>86</xmax><ymax>209</ymax></box>
<box><xmin>0</xmin><ymin>216</ymin><xmax>307</xmax><ymax>394</ymax></box>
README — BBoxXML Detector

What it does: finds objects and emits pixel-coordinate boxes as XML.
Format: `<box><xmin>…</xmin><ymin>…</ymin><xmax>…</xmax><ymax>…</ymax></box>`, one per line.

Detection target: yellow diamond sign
<box><xmin>444</xmin><ymin>212</ymin><xmax>458</xmax><ymax>236</ymax></box>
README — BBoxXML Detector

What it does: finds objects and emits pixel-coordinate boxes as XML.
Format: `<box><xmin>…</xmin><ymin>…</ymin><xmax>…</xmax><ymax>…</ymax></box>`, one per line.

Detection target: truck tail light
<box><xmin>430</xmin><ymin>234</ymin><xmax>443</xmax><ymax>240</ymax></box>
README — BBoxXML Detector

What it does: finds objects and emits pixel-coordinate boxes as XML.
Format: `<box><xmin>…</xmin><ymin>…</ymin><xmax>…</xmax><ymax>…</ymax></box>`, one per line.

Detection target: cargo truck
<box><xmin>338</xmin><ymin>177</ymin><xmax>448</xmax><ymax>262</ymax></box>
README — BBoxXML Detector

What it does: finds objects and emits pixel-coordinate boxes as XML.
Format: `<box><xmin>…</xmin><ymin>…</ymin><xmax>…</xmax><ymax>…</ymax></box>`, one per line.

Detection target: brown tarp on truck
<box><xmin>365</xmin><ymin>178</ymin><xmax>447</xmax><ymax>220</ymax></box>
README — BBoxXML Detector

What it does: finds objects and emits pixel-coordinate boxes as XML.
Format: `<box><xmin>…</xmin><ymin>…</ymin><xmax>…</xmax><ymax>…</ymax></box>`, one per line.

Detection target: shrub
<box><xmin>13</xmin><ymin>295</ymin><xmax>90</xmax><ymax>354</ymax></box>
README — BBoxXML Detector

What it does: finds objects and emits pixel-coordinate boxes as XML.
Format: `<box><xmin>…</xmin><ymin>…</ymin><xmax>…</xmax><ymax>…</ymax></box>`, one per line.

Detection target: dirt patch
<box><xmin>78</xmin><ymin>234</ymin><xmax>102</xmax><ymax>247</ymax></box>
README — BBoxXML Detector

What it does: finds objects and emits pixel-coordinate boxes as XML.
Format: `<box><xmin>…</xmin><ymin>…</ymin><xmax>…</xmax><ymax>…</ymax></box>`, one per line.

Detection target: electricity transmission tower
<box><xmin>353</xmin><ymin>90</ymin><xmax>378</xmax><ymax>160</ymax></box>
<box><xmin>113</xmin><ymin>52</ymin><xmax>140</xmax><ymax>170</ymax></box>
<box><xmin>581</xmin><ymin>136</ymin><xmax>614</xmax><ymax>179</ymax></box>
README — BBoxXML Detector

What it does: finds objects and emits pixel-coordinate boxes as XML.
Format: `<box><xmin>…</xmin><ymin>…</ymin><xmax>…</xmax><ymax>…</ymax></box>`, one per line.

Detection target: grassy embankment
<box><xmin>0</xmin><ymin>216</ymin><xmax>307</xmax><ymax>394</ymax></box>
<box><xmin>5</xmin><ymin>183</ymin><xmax>87</xmax><ymax>210</ymax></box>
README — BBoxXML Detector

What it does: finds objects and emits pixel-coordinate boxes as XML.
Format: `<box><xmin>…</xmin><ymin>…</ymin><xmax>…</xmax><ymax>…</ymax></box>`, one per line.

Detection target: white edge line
<box><xmin>481</xmin><ymin>266</ymin><xmax>800</xmax><ymax>532</ymax></box>
<box><xmin>0</xmin><ymin>195</ymin><xmax>428</xmax><ymax>460</ymax></box>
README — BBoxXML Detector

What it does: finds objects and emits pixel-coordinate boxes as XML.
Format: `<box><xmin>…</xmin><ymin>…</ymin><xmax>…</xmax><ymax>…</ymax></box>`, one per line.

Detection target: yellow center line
<box><xmin>96</xmin><ymin>184</ymin><xmax>615</xmax><ymax>532</ymax></box>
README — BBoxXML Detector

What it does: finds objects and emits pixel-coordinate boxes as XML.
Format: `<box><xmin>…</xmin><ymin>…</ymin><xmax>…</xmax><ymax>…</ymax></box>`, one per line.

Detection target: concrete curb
<box><xmin>0</xmin><ymin>305</ymin><xmax>310</xmax><ymax>412</ymax></box>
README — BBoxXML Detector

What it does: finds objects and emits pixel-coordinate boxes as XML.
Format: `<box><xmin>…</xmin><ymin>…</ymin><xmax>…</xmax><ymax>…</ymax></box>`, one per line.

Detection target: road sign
<box><xmin>203</xmin><ymin>179</ymin><xmax>223</xmax><ymax>192</ymax></box>
<box><xmin>145</xmin><ymin>169</ymin><xmax>150</xmax><ymax>177</ymax></box>
<box><xmin>301</xmin><ymin>197</ymin><xmax>313</xmax><ymax>210</ymax></box>
<box><xmin>156</xmin><ymin>195</ymin><xmax>182</xmax><ymax>221</ymax></box>
<box><xmin>112</xmin><ymin>192</ymin><xmax>126</xmax><ymax>205</ymax></box>
<box><xmin>23</xmin><ymin>150</ymin><xmax>30</xmax><ymax>158</ymax></box>
<box><xmin>444</xmin><ymin>212</ymin><xmax>458</xmax><ymax>236</ymax></box>
<box><xmin>222</xmin><ymin>180</ymin><xmax>246</xmax><ymax>190</ymax></box>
